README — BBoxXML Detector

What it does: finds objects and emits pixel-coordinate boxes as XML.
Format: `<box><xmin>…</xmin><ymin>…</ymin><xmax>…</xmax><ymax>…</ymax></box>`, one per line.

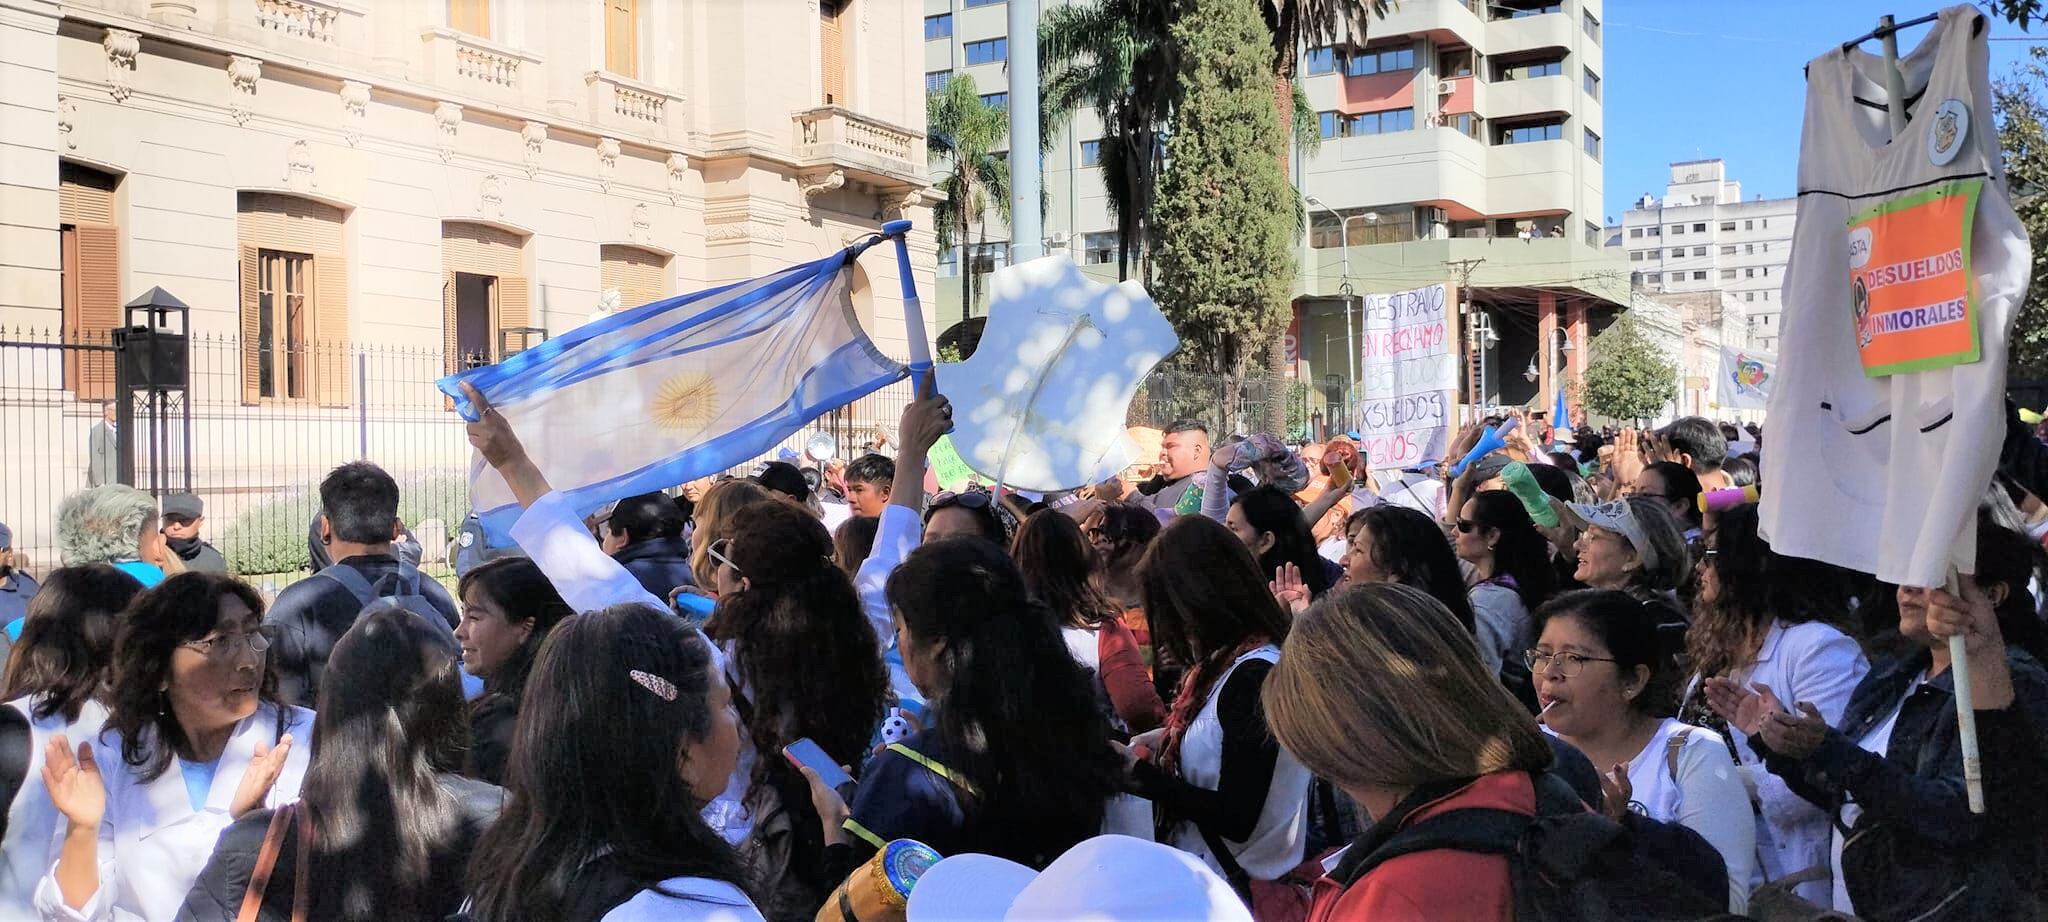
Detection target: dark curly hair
<box><xmin>1687</xmin><ymin>503</ymin><xmax>1856</xmax><ymax>681</ymax></box>
<box><xmin>1012</xmin><ymin>510</ymin><xmax>1119</xmax><ymax>630</ymax></box>
<box><xmin>102</xmin><ymin>572</ymin><xmax>288</xmax><ymax>782</ymax></box>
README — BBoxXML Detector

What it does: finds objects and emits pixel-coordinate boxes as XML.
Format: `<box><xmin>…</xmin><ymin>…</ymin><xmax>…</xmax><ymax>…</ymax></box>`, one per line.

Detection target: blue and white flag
<box><xmin>439</xmin><ymin>242</ymin><xmax>908</xmax><ymax>537</ymax></box>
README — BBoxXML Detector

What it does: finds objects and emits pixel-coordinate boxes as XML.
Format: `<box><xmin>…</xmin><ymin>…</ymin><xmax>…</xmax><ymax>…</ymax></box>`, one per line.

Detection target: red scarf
<box><xmin>1158</xmin><ymin>636</ymin><xmax>1271</xmax><ymax>779</ymax></box>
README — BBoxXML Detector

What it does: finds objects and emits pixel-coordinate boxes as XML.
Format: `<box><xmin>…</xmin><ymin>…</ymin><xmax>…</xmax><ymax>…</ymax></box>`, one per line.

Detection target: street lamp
<box><xmin>1304</xmin><ymin>194</ymin><xmax>1372</xmax><ymax>430</ymax></box>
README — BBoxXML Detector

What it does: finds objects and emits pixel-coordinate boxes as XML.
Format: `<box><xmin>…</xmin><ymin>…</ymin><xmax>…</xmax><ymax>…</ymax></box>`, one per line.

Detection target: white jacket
<box><xmin>1687</xmin><ymin>619</ymin><xmax>1868</xmax><ymax>909</ymax></box>
<box><xmin>1</xmin><ymin>697</ymin><xmax>108</xmax><ymax>920</ymax></box>
<box><xmin>33</xmin><ymin>702</ymin><xmax>314</xmax><ymax>922</ymax></box>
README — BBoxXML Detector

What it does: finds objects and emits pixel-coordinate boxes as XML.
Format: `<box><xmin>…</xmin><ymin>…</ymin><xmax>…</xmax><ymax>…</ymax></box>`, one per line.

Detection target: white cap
<box><xmin>906</xmin><ymin>835</ymin><xmax>1252</xmax><ymax>922</ymax></box>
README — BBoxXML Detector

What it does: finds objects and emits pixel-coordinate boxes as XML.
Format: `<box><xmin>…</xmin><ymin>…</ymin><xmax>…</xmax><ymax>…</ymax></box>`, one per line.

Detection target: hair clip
<box><xmin>629</xmin><ymin>669</ymin><xmax>678</xmax><ymax>701</ymax></box>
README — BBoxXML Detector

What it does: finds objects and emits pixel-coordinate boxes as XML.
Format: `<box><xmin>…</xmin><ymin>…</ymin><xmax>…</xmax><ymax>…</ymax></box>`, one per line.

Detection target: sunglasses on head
<box><xmin>929</xmin><ymin>489</ymin><xmax>994</xmax><ymax>511</ymax></box>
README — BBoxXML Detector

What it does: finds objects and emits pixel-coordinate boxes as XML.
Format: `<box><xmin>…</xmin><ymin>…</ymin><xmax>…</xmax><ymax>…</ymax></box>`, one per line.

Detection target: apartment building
<box><xmin>1616</xmin><ymin>159</ymin><xmax>1795</xmax><ymax>352</ymax></box>
<box><xmin>0</xmin><ymin>0</ymin><xmax>935</xmax><ymax>555</ymax></box>
<box><xmin>925</xmin><ymin>0</ymin><xmax>1626</xmax><ymax>423</ymax></box>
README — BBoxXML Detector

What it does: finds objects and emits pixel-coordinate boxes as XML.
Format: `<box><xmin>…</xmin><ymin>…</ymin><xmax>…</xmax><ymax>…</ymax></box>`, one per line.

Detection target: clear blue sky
<box><xmin>1602</xmin><ymin>1</ymin><xmax>2039</xmax><ymax>222</ymax></box>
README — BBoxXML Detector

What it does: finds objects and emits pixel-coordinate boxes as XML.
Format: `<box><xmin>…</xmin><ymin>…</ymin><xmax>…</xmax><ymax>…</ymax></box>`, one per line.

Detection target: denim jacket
<box><xmin>1752</xmin><ymin>646</ymin><xmax>2048</xmax><ymax>919</ymax></box>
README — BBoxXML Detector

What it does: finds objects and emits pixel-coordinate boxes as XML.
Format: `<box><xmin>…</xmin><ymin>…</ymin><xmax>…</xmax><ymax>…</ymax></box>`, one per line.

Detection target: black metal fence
<box><xmin>0</xmin><ymin>328</ymin><xmax>1286</xmax><ymax>591</ymax></box>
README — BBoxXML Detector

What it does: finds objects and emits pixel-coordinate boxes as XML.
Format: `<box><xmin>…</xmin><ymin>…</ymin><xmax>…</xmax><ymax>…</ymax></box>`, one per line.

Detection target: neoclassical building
<box><xmin>0</xmin><ymin>0</ymin><xmax>934</xmax><ymax>564</ymax></box>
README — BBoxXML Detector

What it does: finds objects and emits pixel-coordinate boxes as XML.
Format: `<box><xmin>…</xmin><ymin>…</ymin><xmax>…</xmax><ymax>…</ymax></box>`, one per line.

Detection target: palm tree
<box><xmin>928</xmin><ymin>74</ymin><xmax>1012</xmax><ymax>317</ymax></box>
<box><xmin>1254</xmin><ymin>0</ymin><xmax>1391</xmax><ymax>431</ymax></box>
<box><xmin>1038</xmin><ymin>0</ymin><xmax>1175</xmax><ymax>282</ymax></box>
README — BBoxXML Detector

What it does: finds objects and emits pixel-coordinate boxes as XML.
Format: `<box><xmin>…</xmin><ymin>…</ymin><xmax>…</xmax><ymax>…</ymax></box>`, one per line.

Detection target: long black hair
<box><xmin>704</xmin><ymin>498</ymin><xmax>886</xmax><ymax>799</ymax></box>
<box><xmin>102</xmin><ymin>573</ymin><xmax>288</xmax><ymax>782</ymax></box>
<box><xmin>1540</xmin><ymin>589</ymin><xmax>1680</xmax><ymax>717</ymax></box>
<box><xmin>456</xmin><ymin>557</ymin><xmax>576</xmax><ymax>707</ymax></box>
<box><xmin>1349</xmin><ymin>505</ymin><xmax>1478</xmax><ymax>634</ymax></box>
<box><xmin>885</xmin><ymin>538</ymin><xmax>1125</xmax><ymax>868</ymax></box>
<box><xmin>465</xmin><ymin>604</ymin><xmax>747</xmax><ymax>921</ymax></box>
<box><xmin>1139</xmin><ymin>516</ymin><xmax>1294</xmax><ymax>672</ymax></box>
<box><xmin>300</xmin><ymin>605</ymin><xmax>474</xmax><ymax>919</ymax></box>
<box><xmin>1464</xmin><ymin>491</ymin><xmax>1559</xmax><ymax>612</ymax></box>
<box><xmin>1233</xmin><ymin>485</ymin><xmax>1333</xmax><ymax>596</ymax></box>
<box><xmin>1012</xmin><ymin>510</ymin><xmax>1119</xmax><ymax>630</ymax></box>
<box><xmin>1688</xmin><ymin>503</ymin><xmax>1856</xmax><ymax>680</ymax></box>
<box><xmin>2</xmin><ymin>564</ymin><xmax>142</xmax><ymax>722</ymax></box>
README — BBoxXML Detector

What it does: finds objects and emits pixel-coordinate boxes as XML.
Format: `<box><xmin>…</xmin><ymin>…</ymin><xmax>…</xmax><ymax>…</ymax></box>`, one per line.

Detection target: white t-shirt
<box><xmin>1622</xmin><ymin>719</ymin><xmax>1757</xmax><ymax>916</ymax></box>
<box><xmin>1761</xmin><ymin>6</ymin><xmax>2029</xmax><ymax>587</ymax></box>
<box><xmin>1831</xmin><ymin>674</ymin><xmax>1922</xmax><ymax>915</ymax></box>
<box><xmin>602</xmin><ymin>877</ymin><xmax>765</xmax><ymax>922</ymax></box>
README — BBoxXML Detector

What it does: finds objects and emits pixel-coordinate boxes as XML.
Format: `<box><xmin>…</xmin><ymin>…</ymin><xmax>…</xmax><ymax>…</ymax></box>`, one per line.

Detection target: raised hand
<box><xmin>230</xmin><ymin>734</ymin><xmax>294</xmax><ymax>819</ymax></box>
<box><xmin>895</xmin><ymin>392</ymin><xmax>954</xmax><ymax>458</ymax></box>
<box><xmin>1269</xmin><ymin>562</ymin><xmax>1311</xmax><ymax>616</ymax></box>
<box><xmin>1703</xmin><ymin>678</ymin><xmax>1783</xmax><ymax>737</ymax></box>
<box><xmin>1757</xmin><ymin>700</ymin><xmax>1828</xmax><ymax>760</ymax></box>
<box><xmin>42</xmin><ymin>737</ymin><xmax>106</xmax><ymax>831</ymax></box>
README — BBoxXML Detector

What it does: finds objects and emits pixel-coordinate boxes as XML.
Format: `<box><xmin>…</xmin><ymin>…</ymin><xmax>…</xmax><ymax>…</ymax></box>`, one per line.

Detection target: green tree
<box><xmin>1040</xmin><ymin>0</ymin><xmax>1174</xmax><ymax>282</ymax></box>
<box><xmin>1254</xmin><ymin>1</ymin><xmax>1389</xmax><ymax>431</ymax></box>
<box><xmin>928</xmin><ymin>75</ymin><xmax>1011</xmax><ymax>316</ymax></box>
<box><xmin>1581</xmin><ymin>314</ymin><xmax>1677</xmax><ymax>423</ymax></box>
<box><xmin>1995</xmin><ymin>47</ymin><xmax>2048</xmax><ymax>378</ymax></box>
<box><xmin>1153</xmin><ymin>0</ymin><xmax>1296</xmax><ymax>431</ymax></box>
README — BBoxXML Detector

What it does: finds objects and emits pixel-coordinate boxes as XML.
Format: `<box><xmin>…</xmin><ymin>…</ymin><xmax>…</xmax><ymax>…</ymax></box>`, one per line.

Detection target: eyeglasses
<box><xmin>183</xmin><ymin>628</ymin><xmax>272</xmax><ymax>660</ymax></box>
<box><xmin>1522</xmin><ymin>649</ymin><xmax>1618</xmax><ymax>677</ymax></box>
<box><xmin>707</xmin><ymin>537</ymin><xmax>741</xmax><ymax>576</ymax></box>
<box><xmin>929</xmin><ymin>489</ymin><xmax>994</xmax><ymax>512</ymax></box>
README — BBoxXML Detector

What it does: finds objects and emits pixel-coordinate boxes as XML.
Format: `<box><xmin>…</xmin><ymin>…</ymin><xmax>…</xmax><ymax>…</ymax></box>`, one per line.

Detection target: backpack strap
<box><xmin>237</xmin><ymin>804</ymin><xmax>296</xmax><ymax>922</ymax></box>
<box><xmin>885</xmin><ymin>743</ymin><xmax>977</xmax><ymax>796</ymax></box>
<box><xmin>312</xmin><ymin>564</ymin><xmax>377</xmax><ymax>608</ymax></box>
<box><xmin>1666</xmin><ymin>726</ymin><xmax>1695</xmax><ymax>785</ymax></box>
<box><xmin>380</xmin><ymin>558</ymin><xmax>425</xmax><ymax>598</ymax></box>
<box><xmin>1348</xmin><ymin>807</ymin><xmax>1531</xmax><ymax>880</ymax></box>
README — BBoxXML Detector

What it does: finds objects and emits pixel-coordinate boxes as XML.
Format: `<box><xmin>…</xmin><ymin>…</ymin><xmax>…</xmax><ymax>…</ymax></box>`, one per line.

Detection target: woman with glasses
<box><xmin>1682</xmin><ymin>504</ymin><xmax>1865</xmax><ymax>909</ymax></box>
<box><xmin>702</xmin><ymin>498</ymin><xmax>887</xmax><ymax>922</ymax></box>
<box><xmin>35</xmin><ymin>572</ymin><xmax>312</xmax><ymax>922</ymax></box>
<box><xmin>0</xmin><ymin>565</ymin><xmax>142</xmax><ymax>918</ymax></box>
<box><xmin>1634</xmin><ymin>461</ymin><xmax>1705</xmax><ymax>543</ymax></box>
<box><xmin>454</xmin><ymin>557</ymin><xmax>576</xmax><ymax>785</ymax></box>
<box><xmin>688</xmin><ymin>480</ymin><xmax>776</xmax><ymax>590</ymax></box>
<box><xmin>1011</xmin><ymin>510</ymin><xmax>1165</xmax><ymax>735</ymax></box>
<box><xmin>1452</xmin><ymin>491</ymin><xmax>1559</xmax><ymax>680</ymax></box>
<box><xmin>180</xmin><ymin>605</ymin><xmax>500</xmax><ymax>921</ymax></box>
<box><xmin>1531</xmin><ymin>589</ymin><xmax>1754</xmax><ymax>913</ymax></box>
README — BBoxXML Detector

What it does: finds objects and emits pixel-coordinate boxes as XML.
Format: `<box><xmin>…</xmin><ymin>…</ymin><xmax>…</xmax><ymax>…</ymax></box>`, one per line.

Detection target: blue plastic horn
<box><xmin>1450</xmin><ymin>419</ymin><xmax>1518</xmax><ymax>478</ymax></box>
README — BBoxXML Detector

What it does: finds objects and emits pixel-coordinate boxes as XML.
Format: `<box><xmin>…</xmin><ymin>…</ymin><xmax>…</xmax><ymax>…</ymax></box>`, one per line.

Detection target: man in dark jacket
<box><xmin>603</xmin><ymin>490</ymin><xmax>695</xmax><ymax>599</ymax></box>
<box><xmin>159</xmin><ymin>493</ymin><xmax>229</xmax><ymax>573</ymax></box>
<box><xmin>266</xmin><ymin>462</ymin><xmax>460</xmax><ymax>707</ymax></box>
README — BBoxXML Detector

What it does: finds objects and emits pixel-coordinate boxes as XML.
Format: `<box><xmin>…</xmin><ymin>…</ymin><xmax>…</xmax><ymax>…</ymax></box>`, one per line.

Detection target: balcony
<box><xmin>1299</xmin><ymin>237</ymin><xmax>1628</xmax><ymax>304</ymax></box>
<box><xmin>586</xmin><ymin>71</ymin><xmax>685</xmax><ymax>143</ymax></box>
<box><xmin>217</xmin><ymin>0</ymin><xmax>371</xmax><ymax>67</ymax></box>
<box><xmin>1488</xmin><ymin>9</ymin><xmax>1573</xmax><ymax>54</ymax></box>
<box><xmin>1482</xmin><ymin>73</ymin><xmax>1572</xmax><ymax>120</ymax></box>
<box><xmin>793</xmin><ymin>106</ymin><xmax>927</xmax><ymax>186</ymax></box>
<box><xmin>420</xmin><ymin>27</ymin><xmax>544</xmax><ymax>109</ymax></box>
<box><xmin>1366</xmin><ymin>0</ymin><xmax>1488</xmax><ymax>55</ymax></box>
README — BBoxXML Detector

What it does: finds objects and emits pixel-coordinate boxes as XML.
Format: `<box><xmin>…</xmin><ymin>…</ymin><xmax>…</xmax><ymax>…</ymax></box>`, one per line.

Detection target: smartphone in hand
<box><xmin>784</xmin><ymin>738</ymin><xmax>854</xmax><ymax>791</ymax></box>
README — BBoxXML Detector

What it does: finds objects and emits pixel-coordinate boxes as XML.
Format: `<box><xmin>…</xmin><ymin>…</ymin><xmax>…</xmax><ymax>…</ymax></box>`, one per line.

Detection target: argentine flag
<box><xmin>439</xmin><ymin>239</ymin><xmax>908</xmax><ymax>537</ymax></box>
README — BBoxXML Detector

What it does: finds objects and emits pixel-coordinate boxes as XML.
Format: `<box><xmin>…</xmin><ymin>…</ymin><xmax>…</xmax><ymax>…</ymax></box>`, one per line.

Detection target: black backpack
<box><xmin>1348</xmin><ymin>773</ymin><xmax>1736</xmax><ymax>922</ymax></box>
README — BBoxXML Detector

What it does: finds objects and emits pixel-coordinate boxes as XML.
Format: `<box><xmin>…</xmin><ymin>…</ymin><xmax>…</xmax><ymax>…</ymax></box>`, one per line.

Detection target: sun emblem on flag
<box><xmin>649</xmin><ymin>371</ymin><xmax>720</xmax><ymax>433</ymax></box>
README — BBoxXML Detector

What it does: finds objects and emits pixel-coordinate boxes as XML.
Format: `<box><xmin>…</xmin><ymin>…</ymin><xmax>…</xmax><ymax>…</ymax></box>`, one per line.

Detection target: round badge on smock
<box><xmin>1928</xmin><ymin>98</ymin><xmax>1968</xmax><ymax>166</ymax></box>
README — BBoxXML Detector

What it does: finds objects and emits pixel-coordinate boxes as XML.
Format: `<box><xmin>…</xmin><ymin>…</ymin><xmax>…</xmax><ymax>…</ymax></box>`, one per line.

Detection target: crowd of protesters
<box><xmin>0</xmin><ymin>390</ymin><xmax>2042</xmax><ymax>922</ymax></box>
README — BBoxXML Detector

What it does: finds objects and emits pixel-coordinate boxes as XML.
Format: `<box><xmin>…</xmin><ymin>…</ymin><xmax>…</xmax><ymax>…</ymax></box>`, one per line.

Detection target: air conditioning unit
<box><xmin>1046</xmin><ymin>231</ymin><xmax>1071</xmax><ymax>248</ymax></box>
<box><xmin>1437</xmin><ymin>81</ymin><xmax>1456</xmax><ymax>95</ymax></box>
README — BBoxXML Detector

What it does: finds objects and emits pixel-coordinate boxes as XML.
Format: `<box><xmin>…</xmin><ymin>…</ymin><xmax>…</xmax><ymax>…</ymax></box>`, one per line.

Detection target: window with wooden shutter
<box><xmin>497</xmin><ymin>277</ymin><xmax>532</xmax><ymax>356</ymax></box>
<box><xmin>442</xmin><ymin>270</ymin><xmax>461</xmax><ymax>377</ymax></box>
<box><xmin>442</xmin><ymin>222</ymin><xmax>531</xmax><ymax>371</ymax></box>
<box><xmin>821</xmin><ymin>0</ymin><xmax>847</xmax><ymax>105</ymax></box>
<box><xmin>237</xmin><ymin>193</ymin><xmax>349</xmax><ymax>405</ymax></box>
<box><xmin>450</xmin><ymin>0</ymin><xmax>490</xmax><ymax>37</ymax></box>
<box><xmin>600</xmin><ymin>244</ymin><xmax>670</xmax><ymax>312</ymax></box>
<box><xmin>605</xmin><ymin>0</ymin><xmax>638</xmax><ymax>78</ymax></box>
<box><xmin>60</xmin><ymin>164</ymin><xmax>121</xmax><ymax>400</ymax></box>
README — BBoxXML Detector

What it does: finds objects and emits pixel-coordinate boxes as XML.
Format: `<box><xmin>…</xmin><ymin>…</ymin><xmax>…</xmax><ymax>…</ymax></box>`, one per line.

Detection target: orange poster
<box><xmin>1847</xmin><ymin>179</ymin><xmax>1984</xmax><ymax>377</ymax></box>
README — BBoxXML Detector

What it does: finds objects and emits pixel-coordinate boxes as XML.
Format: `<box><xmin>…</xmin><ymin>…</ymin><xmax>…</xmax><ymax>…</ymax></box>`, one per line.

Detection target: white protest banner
<box><xmin>1715</xmin><ymin>345</ymin><xmax>1776</xmax><ymax>412</ymax></box>
<box><xmin>1355</xmin><ymin>284</ymin><xmax>1457</xmax><ymax>470</ymax></box>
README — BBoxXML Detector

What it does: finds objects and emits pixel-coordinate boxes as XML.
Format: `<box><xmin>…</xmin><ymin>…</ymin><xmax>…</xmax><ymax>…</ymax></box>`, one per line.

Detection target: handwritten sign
<box><xmin>1356</xmin><ymin>284</ymin><xmax>1455</xmax><ymax>470</ymax></box>
<box><xmin>926</xmin><ymin>435</ymin><xmax>978</xmax><ymax>493</ymax></box>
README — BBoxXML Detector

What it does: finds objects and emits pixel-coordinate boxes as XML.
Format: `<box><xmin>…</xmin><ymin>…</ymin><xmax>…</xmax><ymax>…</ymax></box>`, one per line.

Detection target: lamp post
<box><xmin>1304</xmin><ymin>195</ymin><xmax>1374</xmax><ymax>431</ymax></box>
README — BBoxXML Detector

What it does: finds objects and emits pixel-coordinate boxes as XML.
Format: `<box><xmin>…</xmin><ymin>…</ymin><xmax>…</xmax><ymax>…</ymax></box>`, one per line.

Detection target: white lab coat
<box><xmin>1685</xmin><ymin>619</ymin><xmax>1867</xmax><ymax>909</ymax></box>
<box><xmin>33</xmin><ymin>702</ymin><xmax>314</xmax><ymax>922</ymax></box>
<box><xmin>1</xmin><ymin>697</ymin><xmax>109</xmax><ymax>920</ymax></box>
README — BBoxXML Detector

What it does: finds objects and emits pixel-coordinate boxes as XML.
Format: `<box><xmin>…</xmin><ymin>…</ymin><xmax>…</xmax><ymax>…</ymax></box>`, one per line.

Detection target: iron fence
<box><xmin>0</xmin><ymin>328</ymin><xmax>1299</xmax><ymax>590</ymax></box>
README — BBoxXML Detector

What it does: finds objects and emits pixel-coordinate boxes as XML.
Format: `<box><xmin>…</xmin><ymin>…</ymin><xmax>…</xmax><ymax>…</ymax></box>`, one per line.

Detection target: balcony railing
<box><xmin>793</xmin><ymin>107</ymin><xmax>925</xmax><ymax>184</ymax></box>
<box><xmin>254</xmin><ymin>0</ymin><xmax>342</xmax><ymax>42</ymax></box>
<box><xmin>586</xmin><ymin>71</ymin><xmax>685</xmax><ymax>142</ymax></box>
<box><xmin>421</xmin><ymin>27</ymin><xmax>544</xmax><ymax>109</ymax></box>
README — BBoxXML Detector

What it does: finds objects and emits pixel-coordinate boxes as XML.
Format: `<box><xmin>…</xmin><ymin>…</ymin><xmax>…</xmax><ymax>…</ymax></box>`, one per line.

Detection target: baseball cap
<box><xmin>1563</xmin><ymin>500</ymin><xmax>1657</xmax><ymax>570</ymax></box>
<box><xmin>753</xmin><ymin>461</ymin><xmax>811</xmax><ymax>504</ymax></box>
<box><xmin>905</xmin><ymin>835</ymin><xmax>1250</xmax><ymax>922</ymax></box>
<box><xmin>161</xmin><ymin>493</ymin><xmax>204</xmax><ymax>520</ymax></box>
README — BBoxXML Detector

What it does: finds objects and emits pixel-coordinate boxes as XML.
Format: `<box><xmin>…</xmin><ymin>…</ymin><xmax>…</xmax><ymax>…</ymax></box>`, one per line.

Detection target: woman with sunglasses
<box><xmin>1452</xmin><ymin>490</ymin><xmax>1559</xmax><ymax>679</ymax></box>
<box><xmin>36</xmin><ymin>572</ymin><xmax>312</xmax><ymax>922</ymax></box>
<box><xmin>1683</xmin><ymin>504</ymin><xmax>1865</xmax><ymax>909</ymax></box>
<box><xmin>1532</xmin><ymin>589</ymin><xmax>1753</xmax><ymax>913</ymax></box>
